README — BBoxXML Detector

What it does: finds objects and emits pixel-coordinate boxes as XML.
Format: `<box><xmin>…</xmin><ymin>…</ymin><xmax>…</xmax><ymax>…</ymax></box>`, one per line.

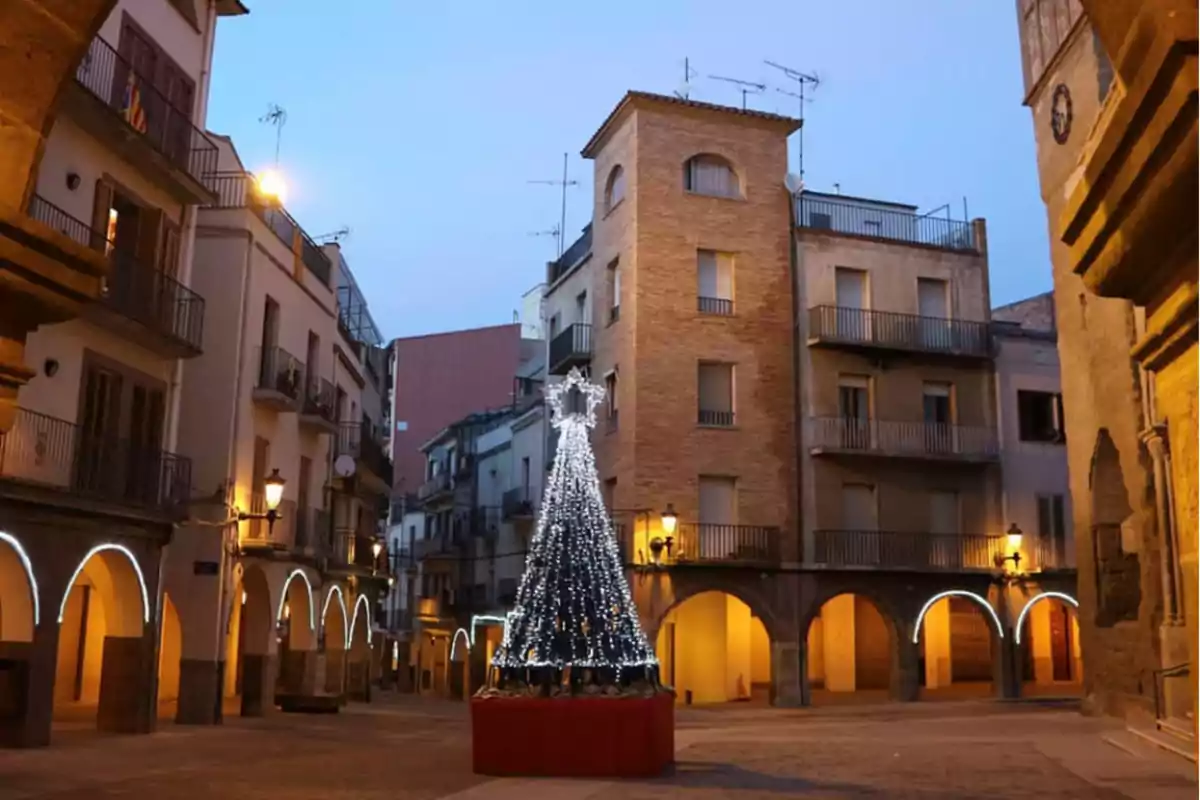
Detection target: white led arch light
<box><xmin>0</xmin><ymin>531</ymin><xmax>40</xmax><ymax>626</ymax></box>
<box><xmin>350</xmin><ymin>593</ymin><xmax>372</xmax><ymax>645</ymax></box>
<box><xmin>321</xmin><ymin>584</ymin><xmax>350</xmax><ymax>648</ymax></box>
<box><xmin>911</xmin><ymin>589</ymin><xmax>1004</xmax><ymax>644</ymax></box>
<box><xmin>278</xmin><ymin>568</ymin><xmax>315</xmax><ymax>631</ymax></box>
<box><xmin>1013</xmin><ymin>591</ymin><xmax>1079</xmax><ymax>645</ymax></box>
<box><xmin>58</xmin><ymin>543</ymin><xmax>150</xmax><ymax>626</ymax></box>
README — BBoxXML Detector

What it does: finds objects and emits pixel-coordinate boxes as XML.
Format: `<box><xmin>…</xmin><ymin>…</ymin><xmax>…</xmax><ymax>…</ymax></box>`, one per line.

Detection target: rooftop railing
<box><xmin>796</xmin><ymin>193</ymin><xmax>977</xmax><ymax>252</ymax></box>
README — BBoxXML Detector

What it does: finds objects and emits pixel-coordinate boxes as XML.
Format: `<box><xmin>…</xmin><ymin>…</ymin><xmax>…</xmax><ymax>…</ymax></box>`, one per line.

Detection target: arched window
<box><xmin>683</xmin><ymin>154</ymin><xmax>739</xmax><ymax>199</ymax></box>
<box><xmin>605</xmin><ymin>165</ymin><xmax>626</xmax><ymax>212</ymax></box>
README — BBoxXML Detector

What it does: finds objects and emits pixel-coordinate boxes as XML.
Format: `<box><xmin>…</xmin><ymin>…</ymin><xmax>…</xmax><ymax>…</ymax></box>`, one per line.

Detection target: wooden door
<box><xmin>1050</xmin><ymin>602</ymin><xmax>1073</xmax><ymax>681</ymax></box>
<box><xmin>126</xmin><ymin>383</ymin><xmax>165</xmax><ymax>505</ymax></box>
<box><xmin>116</xmin><ymin>22</ymin><xmax>157</xmax><ymax>135</ymax></box>
<box><xmin>157</xmin><ymin>61</ymin><xmax>194</xmax><ymax>167</ymax></box>
<box><xmin>77</xmin><ymin>364</ymin><xmax>123</xmax><ymax>495</ymax></box>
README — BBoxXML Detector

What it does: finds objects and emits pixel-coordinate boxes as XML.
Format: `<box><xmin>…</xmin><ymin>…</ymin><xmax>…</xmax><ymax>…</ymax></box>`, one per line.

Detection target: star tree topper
<box><xmin>545</xmin><ymin>367</ymin><xmax>605</xmax><ymax>430</ymax></box>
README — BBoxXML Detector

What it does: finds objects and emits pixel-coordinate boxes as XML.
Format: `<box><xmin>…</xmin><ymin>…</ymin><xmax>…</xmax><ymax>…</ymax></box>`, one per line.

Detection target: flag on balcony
<box><xmin>121</xmin><ymin>73</ymin><xmax>148</xmax><ymax>134</ymax></box>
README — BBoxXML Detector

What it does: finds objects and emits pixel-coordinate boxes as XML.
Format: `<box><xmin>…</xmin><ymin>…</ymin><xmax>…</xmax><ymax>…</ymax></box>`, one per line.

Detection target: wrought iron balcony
<box><xmin>328</xmin><ymin>529</ymin><xmax>379</xmax><ymax>571</ymax></box>
<box><xmin>299</xmin><ymin>377</ymin><xmax>337</xmax><ymax>433</ymax></box>
<box><xmin>674</xmin><ymin>524</ymin><xmax>780</xmax><ymax>566</ymax></box>
<box><xmin>549</xmin><ymin>323</ymin><xmax>593</xmax><ymax>375</ymax></box>
<box><xmin>242</xmin><ymin>496</ymin><xmax>298</xmax><ymax>550</ymax></box>
<box><xmin>206</xmin><ymin>172</ymin><xmax>332</xmax><ymax>287</ymax></box>
<box><xmin>808</xmin><ymin>416</ymin><xmax>999</xmax><ymax>462</ymax></box>
<box><xmin>502</xmin><ymin>487</ymin><xmax>536</xmax><ymax>520</ymax></box>
<box><xmin>807</xmin><ymin>306</ymin><xmax>992</xmax><ymax>359</ymax></box>
<box><xmin>0</xmin><ymin>407</ymin><xmax>190</xmax><ymax>516</ymax></box>
<box><xmin>253</xmin><ymin>347</ymin><xmax>305</xmax><ymax>411</ymax></box>
<box><xmin>811</xmin><ymin>530</ymin><xmax>1006</xmax><ymax>572</ymax></box>
<box><xmin>28</xmin><ymin>195</ymin><xmax>205</xmax><ymax>356</ymax></box>
<box><xmin>417</xmin><ymin>472</ymin><xmax>453</xmax><ymax>504</ymax></box>
<box><xmin>698</xmin><ymin>408</ymin><xmax>735</xmax><ymax>427</ymax></box>
<box><xmin>292</xmin><ymin>504</ymin><xmax>333</xmax><ymax>551</ymax></box>
<box><xmin>698</xmin><ymin>296</ymin><xmax>734</xmax><ymax>316</ymax></box>
<box><xmin>795</xmin><ymin>193</ymin><xmax>978</xmax><ymax>252</ymax></box>
<box><xmin>71</xmin><ymin>35</ymin><xmax>217</xmax><ymax>200</ymax></box>
<box><xmin>334</xmin><ymin>421</ymin><xmax>392</xmax><ymax>486</ymax></box>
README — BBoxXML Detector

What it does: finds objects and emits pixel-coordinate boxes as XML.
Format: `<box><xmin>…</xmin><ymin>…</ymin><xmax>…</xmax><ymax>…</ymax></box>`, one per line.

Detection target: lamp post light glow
<box><xmin>238</xmin><ymin>468</ymin><xmax>287</xmax><ymax>538</ymax></box>
<box><xmin>660</xmin><ymin>504</ymin><xmax>678</xmax><ymax>536</ymax></box>
<box><xmin>256</xmin><ymin>168</ymin><xmax>287</xmax><ymax>205</ymax></box>
<box><xmin>995</xmin><ymin>523</ymin><xmax>1024</xmax><ymax>571</ymax></box>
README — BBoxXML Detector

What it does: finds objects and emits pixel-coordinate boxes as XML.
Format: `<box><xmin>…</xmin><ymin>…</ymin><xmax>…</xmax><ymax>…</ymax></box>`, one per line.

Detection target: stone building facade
<box><xmin>1014</xmin><ymin>0</ymin><xmax>1196</xmax><ymax>748</ymax></box>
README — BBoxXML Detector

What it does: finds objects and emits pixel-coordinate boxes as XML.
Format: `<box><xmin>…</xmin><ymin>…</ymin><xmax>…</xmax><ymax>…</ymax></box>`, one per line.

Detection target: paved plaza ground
<box><xmin>1</xmin><ymin>696</ymin><xmax>1195</xmax><ymax>799</ymax></box>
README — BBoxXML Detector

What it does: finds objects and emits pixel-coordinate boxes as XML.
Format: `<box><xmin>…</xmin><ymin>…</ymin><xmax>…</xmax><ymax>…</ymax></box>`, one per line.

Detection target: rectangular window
<box><xmin>604</xmin><ymin>369</ymin><xmax>618</xmax><ymax>430</ymax></box>
<box><xmin>697</xmin><ymin>362</ymin><xmax>734</xmax><ymax>427</ymax></box>
<box><xmin>929</xmin><ymin>490</ymin><xmax>959</xmax><ymax>535</ymax></box>
<box><xmin>923</xmin><ymin>382</ymin><xmax>954</xmax><ymax>453</ymax></box>
<box><xmin>841</xmin><ymin>483</ymin><xmax>878</xmax><ymax>531</ymax></box>
<box><xmin>1017</xmin><ymin>390</ymin><xmax>1065</xmax><ymax>443</ymax></box>
<box><xmin>697</xmin><ymin>250</ymin><xmax>734</xmax><ymax>315</ymax></box>
<box><xmin>1037</xmin><ymin>493</ymin><xmax>1068</xmax><ymax>565</ymax></box>
<box><xmin>607</xmin><ymin>258</ymin><xmax>620</xmax><ymax>324</ymax></box>
<box><xmin>699</xmin><ymin>476</ymin><xmax>737</xmax><ymax>525</ymax></box>
<box><xmin>575</xmin><ymin>291</ymin><xmax>589</xmax><ymax>326</ymax></box>
<box><xmin>603</xmin><ymin>477</ymin><xmax>616</xmax><ymax>513</ymax></box>
<box><xmin>837</xmin><ymin>375</ymin><xmax>871</xmax><ymax>449</ymax></box>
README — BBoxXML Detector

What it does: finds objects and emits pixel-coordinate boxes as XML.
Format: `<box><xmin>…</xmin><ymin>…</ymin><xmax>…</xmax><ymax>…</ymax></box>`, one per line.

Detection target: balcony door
<box><xmin>837</xmin><ymin>375</ymin><xmax>871</xmax><ymax>449</ymax></box>
<box><xmin>698</xmin><ymin>476</ymin><xmax>737</xmax><ymax>560</ymax></box>
<box><xmin>77</xmin><ymin>358</ymin><xmax>165</xmax><ymax>503</ymax></box>
<box><xmin>928</xmin><ymin>490</ymin><xmax>960</xmax><ymax>568</ymax></box>
<box><xmin>841</xmin><ymin>484</ymin><xmax>879</xmax><ymax>565</ymax></box>
<box><xmin>922</xmin><ymin>383</ymin><xmax>954</xmax><ymax>453</ymax></box>
<box><xmin>834</xmin><ymin>267</ymin><xmax>868</xmax><ymax>341</ymax></box>
<box><xmin>917</xmin><ymin>278</ymin><xmax>950</xmax><ymax>349</ymax></box>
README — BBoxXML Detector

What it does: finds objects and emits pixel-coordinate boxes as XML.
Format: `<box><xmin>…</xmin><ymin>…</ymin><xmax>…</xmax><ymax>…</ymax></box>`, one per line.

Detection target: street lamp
<box><xmin>256</xmin><ymin>168</ymin><xmax>287</xmax><ymax>205</ymax></box>
<box><xmin>660</xmin><ymin>504</ymin><xmax>678</xmax><ymax>536</ymax></box>
<box><xmin>238</xmin><ymin>469</ymin><xmax>287</xmax><ymax>535</ymax></box>
<box><xmin>649</xmin><ymin>504</ymin><xmax>679</xmax><ymax>566</ymax></box>
<box><xmin>995</xmin><ymin>522</ymin><xmax>1023</xmax><ymax>570</ymax></box>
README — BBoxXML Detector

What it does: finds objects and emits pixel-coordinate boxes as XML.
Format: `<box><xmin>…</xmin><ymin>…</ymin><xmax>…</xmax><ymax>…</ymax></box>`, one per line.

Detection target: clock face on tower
<box><xmin>1050</xmin><ymin>83</ymin><xmax>1073</xmax><ymax>145</ymax></box>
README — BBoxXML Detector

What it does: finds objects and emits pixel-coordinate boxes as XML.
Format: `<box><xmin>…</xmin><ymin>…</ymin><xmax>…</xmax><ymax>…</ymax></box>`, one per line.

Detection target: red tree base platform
<box><xmin>471</xmin><ymin>692</ymin><xmax>674</xmax><ymax>777</ymax></box>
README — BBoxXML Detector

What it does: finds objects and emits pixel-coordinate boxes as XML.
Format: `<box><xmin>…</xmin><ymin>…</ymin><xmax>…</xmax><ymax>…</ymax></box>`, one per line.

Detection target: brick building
<box><xmin>1014</xmin><ymin>0</ymin><xmax>1196</xmax><ymax>751</ymax></box>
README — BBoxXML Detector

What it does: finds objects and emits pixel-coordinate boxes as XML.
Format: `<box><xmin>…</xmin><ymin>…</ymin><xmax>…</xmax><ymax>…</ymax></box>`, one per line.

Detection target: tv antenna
<box><xmin>528</xmin><ymin>153</ymin><xmax>578</xmax><ymax>259</ymax></box>
<box><xmin>315</xmin><ymin>226</ymin><xmax>351</xmax><ymax>244</ymax></box>
<box><xmin>258</xmin><ymin>103</ymin><xmax>288</xmax><ymax>166</ymax></box>
<box><xmin>528</xmin><ymin>224</ymin><xmax>562</xmax><ymax>258</ymax></box>
<box><xmin>764</xmin><ymin>60</ymin><xmax>820</xmax><ymax>182</ymax></box>
<box><xmin>674</xmin><ymin>57</ymin><xmax>698</xmax><ymax>99</ymax></box>
<box><xmin>708</xmin><ymin>74</ymin><xmax>765</xmax><ymax>110</ymax></box>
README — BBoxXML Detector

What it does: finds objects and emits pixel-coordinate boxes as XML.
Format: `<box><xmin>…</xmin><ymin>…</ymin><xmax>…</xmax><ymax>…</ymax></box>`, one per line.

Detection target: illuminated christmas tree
<box><xmin>490</xmin><ymin>368</ymin><xmax>659</xmax><ymax>692</ymax></box>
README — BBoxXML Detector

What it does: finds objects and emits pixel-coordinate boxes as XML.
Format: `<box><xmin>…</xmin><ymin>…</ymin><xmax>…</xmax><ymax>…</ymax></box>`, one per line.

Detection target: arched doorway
<box><xmin>0</xmin><ymin>532</ymin><xmax>38</xmax><ymax>643</ymax></box>
<box><xmin>347</xmin><ymin>594</ymin><xmax>372</xmax><ymax>702</ymax></box>
<box><xmin>655</xmin><ymin>591</ymin><xmax>771</xmax><ymax>705</ymax></box>
<box><xmin>805</xmin><ymin>593</ymin><xmax>896</xmax><ymax>706</ymax></box>
<box><xmin>914</xmin><ymin>590</ymin><xmax>1003</xmax><ymax>700</ymax></box>
<box><xmin>1016</xmin><ymin>592</ymin><xmax>1082</xmax><ymax>696</ymax></box>
<box><xmin>275</xmin><ymin>569</ymin><xmax>315</xmax><ymax>697</ymax></box>
<box><xmin>224</xmin><ymin>564</ymin><xmax>271</xmax><ymax>716</ymax></box>
<box><xmin>450</xmin><ymin>628</ymin><xmax>471</xmax><ymax>699</ymax></box>
<box><xmin>53</xmin><ymin>544</ymin><xmax>149</xmax><ymax>731</ymax></box>
<box><xmin>156</xmin><ymin>592</ymin><xmax>182</xmax><ymax>713</ymax></box>
<box><xmin>321</xmin><ymin>586</ymin><xmax>348</xmax><ymax>696</ymax></box>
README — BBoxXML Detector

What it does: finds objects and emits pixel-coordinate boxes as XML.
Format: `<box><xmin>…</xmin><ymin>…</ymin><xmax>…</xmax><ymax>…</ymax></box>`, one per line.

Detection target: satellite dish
<box><xmin>334</xmin><ymin>454</ymin><xmax>356</xmax><ymax>478</ymax></box>
<box><xmin>784</xmin><ymin>173</ymin><xmax>804</xmax><ymax>195</ymax></box>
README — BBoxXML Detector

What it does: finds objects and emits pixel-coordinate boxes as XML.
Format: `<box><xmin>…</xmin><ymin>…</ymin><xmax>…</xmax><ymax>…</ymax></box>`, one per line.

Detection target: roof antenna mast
<box><xmin>259</xmin><ymin>103</ymin><xmax>288</xmax><ymax>166</ymax></box>
<box><xmin>708</xmin><ymin>74</ymin><xmax>765</xmax><ymax>111</ymax></box>
<box><xmin>764</xmin><ymin>60</ymin><xmax>820</xmax><ymax>183</ymax></box>
<box><xmin>528</xmin><ymin>153</ymin><xmax>579</xmax><ymax>259</ymax></box>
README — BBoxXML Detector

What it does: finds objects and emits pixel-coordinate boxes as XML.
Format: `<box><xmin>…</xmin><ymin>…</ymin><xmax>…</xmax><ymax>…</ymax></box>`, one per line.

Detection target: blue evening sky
<box><xmin>206</xmin><ymin>1</ymin><xmax>1051</xmax><ymax>340</ymax></box>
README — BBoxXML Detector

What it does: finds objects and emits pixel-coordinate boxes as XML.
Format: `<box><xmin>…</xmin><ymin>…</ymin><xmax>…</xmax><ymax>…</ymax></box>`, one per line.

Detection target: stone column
<box><xmin>771</xmin><ymin>641</ymin><xmax>803</xmax><ymax>707</ymax></box>
<box><xmin>324</xmin><ymin>649</ymin><xmax>346</xmax><ymax>698</ymax></box>
<box><xmin>890</xmin><ymin>636</ymin><xmax>920</xmax><ymax>702</ymax></box>
<box><xmin>240</xmin><ymin>654</ymin><xmax>276</xmax><ymax>717</ymax></box>
<box><xmin>176</xmin><ymin>660</ymin><xmax>222</xmax><ymax>724</ymax></box>
<box><xmin>0</xmin><ymin>624</ymin><xmax>59</xmax><ymax>747</ymax></box>
<box><xmin>97</xmin><ymin>634</ymin><xmax>156</xmax><ymax>734</ymax></box>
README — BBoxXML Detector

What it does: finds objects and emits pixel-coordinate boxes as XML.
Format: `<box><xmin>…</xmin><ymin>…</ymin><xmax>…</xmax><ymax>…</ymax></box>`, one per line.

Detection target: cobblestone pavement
<box><xmin>0</xmin><ymin>697</ymin><xmax>1194</xmax><ymax>799</ymax></box>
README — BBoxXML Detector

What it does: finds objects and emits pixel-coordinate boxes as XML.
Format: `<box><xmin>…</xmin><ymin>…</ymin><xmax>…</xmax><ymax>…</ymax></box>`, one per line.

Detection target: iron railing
<box><xmin>796</xmin><ymin>194</ymin><xmax>977</xmax><ymax>252</ymax></box>
<box><xmin>0</xmin><ymin>407</ymin><xmax>190</xmax><ymax>514</ymax></box>
<box><xmin>808</xmin><ymin>306</ymin><xmax>991</xmax><ymax>358</ymax></box>
<box><xmin>698</xmin><ymin>296</ymin><xmax>734</xmax><ymax>316</ymax></box>
<box><xmin>292</xmin><ymin>504</ymin><xmax>332</xmax><ymax>550</ymax></box>
<box><xmin>28</xmin><ymin>195</ymin><xmax>205</xmax><ymax>352</ymax></box>
<box><xmin>811</xmin><ymin>530</ymin><xmax>1005</xmax><ymax>571</ymax></box>
<box><xmin>502</xmin><ymin>486</ymin><xmax>535</xmax><ymax>520</ymax></box>
<box><xmin>204</xmin><ymin>171</ymin><xmax>332</xmax><ymax>287</ymax></box>
<box><xmin>698</xmin><ymin>408</ymin><xmax>735</xmax><ymax>427</ymax></box>
<box><xmin>675</xmin><ymin>524</ymin><xmax>780</xmax><ymax>565</ymax></box>
<box><xmin>334</xmin><ymin>421</ymin><xmax>391</xmax><ymax>484</ymax></box>
<box><xmin>808</xmin><ymin>417</ymin><xmax>999</xmax><ymax>459</ymax></box>
<box><xmin>549</xmin><ymin>323</ymin><xmax>593</xmax><ymax>374</ymax></box>
<box><xmin>256</xmin><ymin>346</ymin><xmax>305</xmax><ymax>402</ymax></box>
<box><xmin>301</xmin><ymin>377</ymin><xmax>336</xmax><ymax>423</ymax></box>
<box><xmin>74</xmin><ymin>35</ymin><xmax>217</xmax><ymax>189</ymax></box>
<box><xmin>417</xmin><ymin>472</ymin><xmax>452</xmax><ymax>502</ymax></box>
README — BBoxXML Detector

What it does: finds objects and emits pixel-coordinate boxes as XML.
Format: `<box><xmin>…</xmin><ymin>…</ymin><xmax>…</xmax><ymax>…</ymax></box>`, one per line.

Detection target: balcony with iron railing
<box><xmin>298</xmin><ymin>377</ymin><xmax>337</xmax><ymax>433</ymax></box>
<box><xmin>0</xmin><ymin>408</ymin><xmax>190</xmax><ymax>516</ymax></box>
<box><xmin>795</xmin><ymin>193</ymin><xmax>978</xmax><ymax>253</ymax></box>
<box><xmin>417</xmin><ymin>471</ymin><xmax>453</xmax><ymax>505</ymax></box>
<box><xmin>205</xmin><ymin>172</ymin><xmax>333</xmax><ymax>287</ymax></box>
<box><xmin>698</xmin><ymin>408</ymin><xmax>735</xmax><ymax>428</ymax></box>
<box><xmin>253</xmin><ymin>346</ymin><xmax>305</xmax><ymax>411</ymax></box>
<box><xmin>334</xmin><ymin>421</ymin><xmax>392</xmax><ymax>487</ymax></box>
<box><xmin>549</xmin><ymin>323</ymin><xmax>593</xmax><ymax>375</ymax></box>
<box><xmin>28</xmin><ymin>195</ymin><xmax>206</xmax><ymax>356</ymax></box>
<box><xmin>808</xmin><ymin>417</ymin><xmax>999</xmax><ymax>462</ymax></box>
<box><xmin>328</xmin><ymin>529</ymin><xmax>380</xmax><ymax>572</ymax></box>
<box><xmin>68</xmin><ymin>34</ymin><xmax>217</xmax><ymax>201</ymax></box>
<box><xmin>698</xmin><ymin>296</ymin><xmax>734</xmax><ymax>316</ymax></box>
<box><xmin>502</xmin><ymin>487</ymin><xmax>536</xmax><ymax>520</ymax></box>
<box><xmin>810</xmin><ymin>530</ymin><xmax>1004</xmax><ymax>571</ymax></box>
<box><xmin>807</xmin><ymin>306</ymin><xmax>992</xmax><ymax>360</ymax></box>
<box><xmin>241</xmin><ymin>495</ymin><xmax>297</xmax><ymax>550</ymax></box>
<box><xmin>674</xmin><ymin>523</ymin><xmax>781</xmax><ymax>566</ymax></box>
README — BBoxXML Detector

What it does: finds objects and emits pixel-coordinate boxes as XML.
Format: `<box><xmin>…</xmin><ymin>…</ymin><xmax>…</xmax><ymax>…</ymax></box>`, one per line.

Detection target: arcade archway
<box><xmin>157</xmin><ymin>592</ymin><xmax>182</xmax><ymax>710</ymax></box>
<box><xmin>224</xmin><ymin>564</ymin><xmax>272</xmax><ymax>715</ymax></box>
<box><xmin>1016</xmin><ymin>592</ymin><xmax>1082</xmax><ymax>696</ymax></box>
<box><xmin>656</xmin><ymin>591</ymin><xmax>772</xmax><ymax>705</ymax></box>
<box><xmin>0</xmin><ymin>532</ymin><xmax>38</xmax><ymax>644</ymax></box>
<box><xmin>275</xmin><ymin>569</ymin><xmax>315</xmax><ymax>696</ymax></box>
<box><xmin>914</xmin><ymin>590</ymin><xmax>1003</xmax><ymax>700</ymax></box>
<box><xmin>804</xmin><ymin>592</ymin><xmax>898</xmax><ymax>706</ymax></box>
<box><xmin>53</xmin><ymin>544</ymin><xmax>150</xmax><ymax>730</ymax></box>
<box><xmin>321</xmin><ymin>585</ymin><xmax>348</xmax><ymax>696</ymax></box>
<box><xmin>347</xmin><ymin>594</ymin><xmax>372</xmax><ymax>701</ymax></box>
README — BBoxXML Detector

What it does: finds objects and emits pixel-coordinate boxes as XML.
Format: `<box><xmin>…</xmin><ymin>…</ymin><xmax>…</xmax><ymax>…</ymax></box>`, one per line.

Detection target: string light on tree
<box><xmin>490</xmin><ymin>368</ymin><xmax>658</xmax><ymax>690</ymax></box>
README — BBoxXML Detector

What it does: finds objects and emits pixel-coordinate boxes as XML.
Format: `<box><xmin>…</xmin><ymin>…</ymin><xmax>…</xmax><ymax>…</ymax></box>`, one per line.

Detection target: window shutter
<box><xmin>136</xmin><ymin>206</ymin><xmax>164</xmax><ymax>268</ymax></box>
<box><xmin>91</xmin><ymin>179</ymin><xmax>114</xmax><ymax>252</ymax></box>
<box><xmin>160</xmin><ymin>218</ymin><xmax>181</xmax><ymax>277</ymax></box>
